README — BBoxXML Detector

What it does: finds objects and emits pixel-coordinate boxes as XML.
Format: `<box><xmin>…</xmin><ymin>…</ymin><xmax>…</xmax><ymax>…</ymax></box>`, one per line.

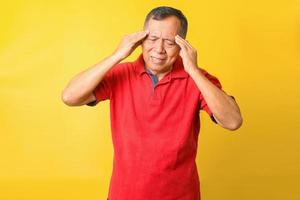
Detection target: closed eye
<box><xmin>148</xmin><ymin>37</ymin><xmax>157</xmax><ymax>41</ymax></box>
<box><xmin>166</xmin><ymin>42</ymin><xmax>175</xmax><ymax>45</ymax></box>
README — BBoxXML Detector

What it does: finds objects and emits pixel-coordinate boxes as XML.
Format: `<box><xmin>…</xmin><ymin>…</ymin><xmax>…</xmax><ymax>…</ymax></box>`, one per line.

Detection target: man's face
<box><xmin>142</xmin><ymin>16</ymin><xmax>181</xmax><ymax>74</ymax></box>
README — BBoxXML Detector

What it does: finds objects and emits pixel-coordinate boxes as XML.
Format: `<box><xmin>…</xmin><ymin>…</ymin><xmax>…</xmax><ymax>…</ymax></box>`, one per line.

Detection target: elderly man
<box><xmin>62</xmin><ymin>6</ymin><xmax>242</xmax><ymax>200</ymax></box>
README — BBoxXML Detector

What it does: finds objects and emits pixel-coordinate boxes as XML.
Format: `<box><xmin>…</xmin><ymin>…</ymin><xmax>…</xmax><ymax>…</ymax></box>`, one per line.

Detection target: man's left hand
<box><xmin>175</xmin><ymin>35</ymin><xmax>198</xmax><ymax>74</ymax></box>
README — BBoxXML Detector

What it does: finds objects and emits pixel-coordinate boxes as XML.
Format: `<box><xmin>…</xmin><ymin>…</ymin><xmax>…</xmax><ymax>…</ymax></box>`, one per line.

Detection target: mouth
<box><xmin>151</xmin><ymin>56</ymin><xmax>166</xmax><ymax>62</ymax></box>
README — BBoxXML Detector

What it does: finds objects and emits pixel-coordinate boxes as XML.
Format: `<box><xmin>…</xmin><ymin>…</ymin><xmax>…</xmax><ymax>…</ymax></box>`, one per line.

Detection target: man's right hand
<box><xmin>113</xmin><ymin>30</ymin><xmax>149</xmax><ymax>61</ymax></box>
<box><xmin>62</xmin><ymin>30</ymin><xmax>149</xmax><ymax>106</ymax></box>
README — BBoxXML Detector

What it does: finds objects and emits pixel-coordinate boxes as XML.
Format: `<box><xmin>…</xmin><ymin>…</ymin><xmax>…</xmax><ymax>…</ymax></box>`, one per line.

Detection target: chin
<box><xmin>148</xmin><ymin>63</ymin><xmax>164</xmax><ymax>70</ymax></box>
<box><xmin>152</xmin><ymin>64</ymin><xmax>172</xmax><ymax>74</ymax></box>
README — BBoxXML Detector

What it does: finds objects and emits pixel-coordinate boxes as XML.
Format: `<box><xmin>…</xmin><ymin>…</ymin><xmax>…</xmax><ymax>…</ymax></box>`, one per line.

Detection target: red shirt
<box><xmin>88</xmin><ymin>53</ymin><xmax>225</xmax><ymax>200</ymax></box>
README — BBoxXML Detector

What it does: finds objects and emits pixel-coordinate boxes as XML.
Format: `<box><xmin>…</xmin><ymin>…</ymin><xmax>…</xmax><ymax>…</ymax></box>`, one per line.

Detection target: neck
<box><xmin>146</xmin><ymin>65</ymin><xmax>173</xmax><ymax>81</ymax></box>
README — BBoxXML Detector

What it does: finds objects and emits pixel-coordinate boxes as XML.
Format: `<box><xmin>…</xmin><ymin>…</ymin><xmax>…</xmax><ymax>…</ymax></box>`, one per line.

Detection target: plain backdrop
<box><xmin>1</xmin><ymin>0</ymin><xmax>299</xmax><ymax>200</ymax></box>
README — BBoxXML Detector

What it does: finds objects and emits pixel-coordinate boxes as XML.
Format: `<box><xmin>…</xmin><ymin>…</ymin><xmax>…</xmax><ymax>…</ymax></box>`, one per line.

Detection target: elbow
<box><xmin>217</xmin><ymin>113</ymin><xmax>243</xmax><ymax>131</ymax></box>
<box><xmin>61</xmin><ymin>90</ymin><xmax>78</xmax><ymax>106</ymax></box>
<box><xmin>225</xmin><ymin>116</ymin><xmax>243</xmax><ymax>131</ymax></box>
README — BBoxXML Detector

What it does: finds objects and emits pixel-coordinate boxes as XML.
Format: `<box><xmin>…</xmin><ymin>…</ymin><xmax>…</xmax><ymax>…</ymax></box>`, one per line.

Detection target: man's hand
<box><xmin>175</xmin><ymin>35</ymin><xmax>198</xmax><ymax>74</ymax></box>
<box><xmin>113</xmin><ymin>30</ymin><xmax>149</xmax><ymax>61</ymax></box>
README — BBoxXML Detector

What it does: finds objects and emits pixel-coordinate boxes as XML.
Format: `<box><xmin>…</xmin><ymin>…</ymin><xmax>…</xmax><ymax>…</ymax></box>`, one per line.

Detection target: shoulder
<box><xmin>106</xmin><ymin>61</ymin><xmax>133</xmax><ymax>76</ymax></box>
<box><xmin>199</xmin><ymin>68</ymin><xmax>218</xmax><ymax>79</ymax></box>
<box><xmin>105</xmin><ymin>60</ymin><xmax>136</xmax><ymax>82</ymax></box>
<box><xmin>198</xmin><ymin>68</ymin><xmax>222</xmax><ymax>88</ymax></box>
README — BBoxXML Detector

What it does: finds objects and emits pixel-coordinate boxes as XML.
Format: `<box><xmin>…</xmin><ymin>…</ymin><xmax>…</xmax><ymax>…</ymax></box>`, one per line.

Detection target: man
<box><xmin>62</xmin><ymin>6</ymin><xmax>242</xmax><ymax>200</ymax></box>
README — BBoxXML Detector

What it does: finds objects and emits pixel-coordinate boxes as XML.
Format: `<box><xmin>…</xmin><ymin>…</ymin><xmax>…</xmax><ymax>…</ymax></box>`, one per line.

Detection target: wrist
<box><xmin>187</xmin><ymin>66</ymin><xmax>200</xmax><ymax>77</ymax></box>
<box><xmin>110</xmin><ymin>52</ymin><xmax>124</xmax><ymax>63</ymax></box>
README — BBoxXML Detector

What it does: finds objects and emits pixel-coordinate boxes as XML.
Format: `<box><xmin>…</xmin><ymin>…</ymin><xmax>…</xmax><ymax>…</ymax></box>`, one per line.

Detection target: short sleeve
<box><xmin>86</xmin><ymin>65</ymin><xmax>120</xmax><ymax>106</ymax></box>
<box><xmin>199</xmin><ymin>69</ymin><xmax>235</xmax><ymax>123</ymax></box>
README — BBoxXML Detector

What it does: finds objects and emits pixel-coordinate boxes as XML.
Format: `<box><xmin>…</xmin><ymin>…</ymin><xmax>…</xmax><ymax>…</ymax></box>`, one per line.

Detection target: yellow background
<box><xmin>1</xmin><ymin>0</ymin><xmax>299</xmax><ymax>199</ymax></box>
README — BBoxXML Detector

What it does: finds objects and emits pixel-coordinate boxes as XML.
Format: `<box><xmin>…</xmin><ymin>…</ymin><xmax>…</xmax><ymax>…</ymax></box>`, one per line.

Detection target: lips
<box><xmin>151</xmin><ymin>56</ymin><xmax>166</xmax><ymax>64</ymax></box>
<box><xmin>151</xmin><ymin>56</ymin><xmax>166</xmax><ymax>60</ymax></box>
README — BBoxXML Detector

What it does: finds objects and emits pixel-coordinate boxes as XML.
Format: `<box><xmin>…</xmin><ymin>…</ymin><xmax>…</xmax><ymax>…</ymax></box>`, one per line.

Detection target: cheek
<box><xmin>166</xmin><ymin>48</ymin><xmax>180</xmax><ymax>58</ymax></box>
<box><xmin>142</xmin><ymin>41</ymin><xmax>153</xmax><ymax>51</ymax></box>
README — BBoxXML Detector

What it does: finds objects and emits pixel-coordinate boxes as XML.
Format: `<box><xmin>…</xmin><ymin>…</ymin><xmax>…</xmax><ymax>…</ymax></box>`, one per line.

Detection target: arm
<box><xmin>61</xmin><ymin>30</ymin><xmax>149</xmax><ymax>106</ymax></box>
<box><xmin>190</xmin><ymin>68</ymin><xmax>243</xmax><ymax>130</ymax></box>
<box><xmin>175</xmin><ymin>35</ymin><xmax>243</xmax><ymax>130</ymax></box>
<box><xmin>61</xmin><ymin>54</ymin><xmax>122</xmax><ymax>106</ymax></box>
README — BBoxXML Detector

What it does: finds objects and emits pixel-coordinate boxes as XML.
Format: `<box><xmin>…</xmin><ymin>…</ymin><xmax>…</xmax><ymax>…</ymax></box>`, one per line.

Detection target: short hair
<box><xmin>143</xmin><ymin>6</ymin><xmax>188</xmax><ymax>38</ymax></box>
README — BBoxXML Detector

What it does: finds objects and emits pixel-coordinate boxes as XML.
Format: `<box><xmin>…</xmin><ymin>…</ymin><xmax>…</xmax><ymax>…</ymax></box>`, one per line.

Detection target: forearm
<box><xmin>61</xmin><ymin>53</ymin><xmax>122</xmax><ymax>105</ymax></box>
<box><xmin>189</xmin><ymin>68</ymin><xmax>243</xmax><ymax>130</ymax></box>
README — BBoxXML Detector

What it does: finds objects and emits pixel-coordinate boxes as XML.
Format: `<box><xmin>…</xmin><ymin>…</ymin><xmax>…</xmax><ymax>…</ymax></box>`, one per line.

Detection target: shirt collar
<box><xmin>133</xmin><ymin>53</ymin><xmax>189</xmax><ymax>79</ymax></box>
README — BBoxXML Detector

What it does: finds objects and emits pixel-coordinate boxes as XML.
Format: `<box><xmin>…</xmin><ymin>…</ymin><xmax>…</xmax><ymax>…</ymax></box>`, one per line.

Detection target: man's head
<box><xmin>142</xmin><ymin>6</ymin><xmax>188</xmax><ymax>75</ymax></box>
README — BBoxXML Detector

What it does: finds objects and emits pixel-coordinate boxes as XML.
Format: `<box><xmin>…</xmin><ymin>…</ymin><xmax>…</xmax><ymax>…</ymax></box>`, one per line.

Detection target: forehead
<box><xmin>146</xmin><ymin>16</ymin><xmax>180</xmax><ymax>37</ymax></box>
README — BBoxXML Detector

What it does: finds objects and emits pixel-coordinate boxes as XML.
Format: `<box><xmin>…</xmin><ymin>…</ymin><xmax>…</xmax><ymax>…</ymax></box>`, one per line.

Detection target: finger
<box><xmin>130</xmin><ymin>30</ymin><xmax>149</xmax><ymax>44</ymax></box>
<box><xmin>175</xmin><ymin>40</ymin><xmax>185</xmax><ymax>51</ymax></box>
<box><xmin>186</xmin><ymin>41</ymin><xmax>195</xmax><ymax>51</ymax></box>
<box><xmin>176</xmin><ymin>35</ymin><xmax>193</xmax><ymax>49</ymax></box>
<box><xmin>137</xmin><ymin>30</ymin><xmax>149</xmax><ymax>36</ymax></box>
<box><xmin>175</xmin><ymin>36</ymin><xmax>187</xmax><ymax>50</ymax></box>
<box><xmin>175</xmin><ymin>35</ymin><xmax>192</xmax><ymax>49</ymax></box>
<box><xmin>175</xmin><ymin>34</ymin><xmax>185</xmax><ymax>43</ymax></box>
<box><xmin>184</xmin><ymin>39</ymin><xmax>193</xmax><ymax>49</ymax></box>
<box><xmin>175</xmin><ymin>35</ymin><xmax>186</xmax><ymax>46</ymax></box>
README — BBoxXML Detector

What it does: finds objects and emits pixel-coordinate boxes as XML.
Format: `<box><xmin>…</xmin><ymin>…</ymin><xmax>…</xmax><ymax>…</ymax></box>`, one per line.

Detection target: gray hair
<box><xmin>143</xmin><ymin>6</ymin><xmax>188</xmax><ymax>38</ymax></box>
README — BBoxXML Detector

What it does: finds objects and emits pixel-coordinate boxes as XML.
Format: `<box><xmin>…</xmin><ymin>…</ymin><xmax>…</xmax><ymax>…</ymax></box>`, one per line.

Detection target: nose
<box><xmin>154</xmin><ymin>39</ymin><xmax>166</xmax><ymax>54</ymax></box>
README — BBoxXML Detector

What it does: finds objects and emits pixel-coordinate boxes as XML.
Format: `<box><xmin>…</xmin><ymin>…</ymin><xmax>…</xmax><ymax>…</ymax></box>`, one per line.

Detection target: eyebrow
<box><xmin>149</xmin><ymin>35</ymin><xmax>175</xmax><ymax>43</ymax></box>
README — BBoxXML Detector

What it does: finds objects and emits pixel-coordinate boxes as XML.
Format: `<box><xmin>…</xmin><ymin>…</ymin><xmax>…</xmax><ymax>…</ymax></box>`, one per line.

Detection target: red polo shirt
<box><xmin>87</xmin><ymin>53</ymin><xmax>228</xmax><ymax>200</ymax></box>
